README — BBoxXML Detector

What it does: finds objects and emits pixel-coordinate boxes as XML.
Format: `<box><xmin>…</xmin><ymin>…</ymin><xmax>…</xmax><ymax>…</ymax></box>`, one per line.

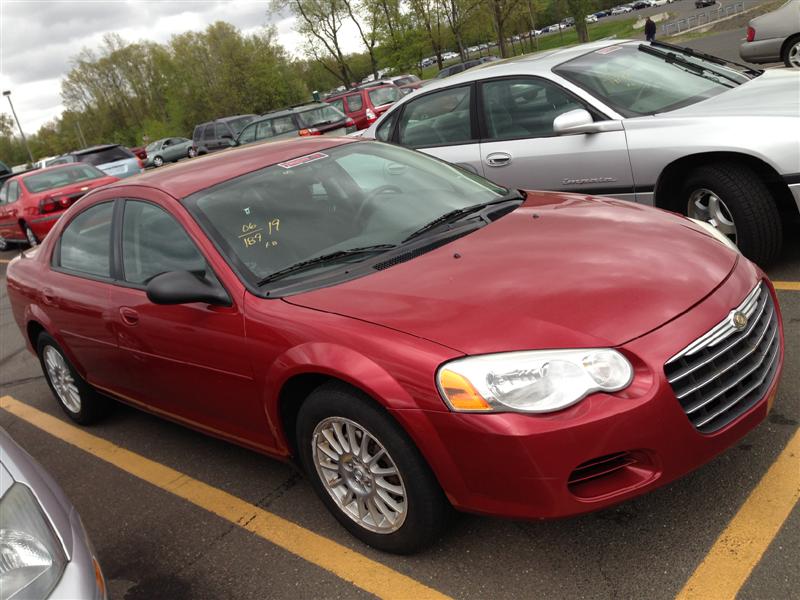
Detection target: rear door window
<box><xmin>328</xmin><ymin>98</ymin><xmax>345</xmax><ymax>113</ymax></box>
<box><xmin>57</xmin><ymin>202</ymin><xmax>114</xmax><ymax>278</ymax></box>
<box><xmin>6</xmin><ymin>181</ymin><xmax>20</xmax><ymax>203</ymax></box>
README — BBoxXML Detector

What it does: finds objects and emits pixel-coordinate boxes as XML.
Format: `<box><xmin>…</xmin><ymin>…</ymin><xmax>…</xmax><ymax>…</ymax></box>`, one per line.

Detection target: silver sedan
<box><xmin>740</xmin><ymin>0</ymin><xmax>800</xmax><ymax>68</ymax></box>
<box><xmin>362</xmin><ymin>40</ymin><xmax>800</xmax><ymax>265</ymax></box>
<box><xmin>0</xmin><ymin>427</ymin><xmax>106</xmax><ymax>599</ymax></box>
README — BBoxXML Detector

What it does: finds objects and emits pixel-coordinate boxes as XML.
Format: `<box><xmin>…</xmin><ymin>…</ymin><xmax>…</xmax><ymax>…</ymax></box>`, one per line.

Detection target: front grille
<box><xmin>664</xmin><ymin>282</ymin><xmax>780</xmax><ymax>434</ymax></box>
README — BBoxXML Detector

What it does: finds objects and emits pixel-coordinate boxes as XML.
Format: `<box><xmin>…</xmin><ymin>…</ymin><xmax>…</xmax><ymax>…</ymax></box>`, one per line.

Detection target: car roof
<box><xmin>20</xmin><ymin>163</ymin><xmax>100</xmax><ymax>178</ymax></box>
<box><xmin>72</xmin><ymin>144</ymin><xmax>121</xmax><ymax>155</ymax></box>
<box><xmin>423</xmin><ymin>40</ymin><xmax>627</xmax><ymax>92</ymax></box>
<box><xmin>110</xmin><ymin>137</ymin><xmax>359</xmax><ymax>199</ymax></box>
<box><xmin>260</xmin><ymin>103</ymin><xmax>330</xmax><ymax>119</ymax></box>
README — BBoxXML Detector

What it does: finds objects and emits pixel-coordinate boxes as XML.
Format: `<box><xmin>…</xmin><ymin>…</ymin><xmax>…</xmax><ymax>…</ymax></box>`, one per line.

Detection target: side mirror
<box><xmin>146</xmin><ymin>271</ymin><xmax>230</xmax><ymax>306</ymax></box>
<box><xmin>553</xmin><ymin>109</ymin><xmax>623</xmax><ymax>135</ymax></box>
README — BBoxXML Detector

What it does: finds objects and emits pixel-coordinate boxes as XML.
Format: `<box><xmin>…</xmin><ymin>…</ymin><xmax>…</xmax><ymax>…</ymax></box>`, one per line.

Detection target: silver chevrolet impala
<box><xmin>362</xmin><ymin>40</ymin><xmax>800</xmax><ymax>265</ymax></box>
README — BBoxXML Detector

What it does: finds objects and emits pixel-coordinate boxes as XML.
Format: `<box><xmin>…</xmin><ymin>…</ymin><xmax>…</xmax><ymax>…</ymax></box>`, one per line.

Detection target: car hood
<box><xmin>666</xmin><ymin>69</ymin><xmax>800</xmax><ymax>117</ymax></box>
<box><xmin>285</xmin><ymin>193</ymin><xmax>738</xmax><ymax>354</ymax></box>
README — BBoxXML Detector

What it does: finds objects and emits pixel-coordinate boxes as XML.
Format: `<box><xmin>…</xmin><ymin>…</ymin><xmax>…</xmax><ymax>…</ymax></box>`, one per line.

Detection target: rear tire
<box><xmin>188</xmin><ymin>148</ymin><xmax>197</xmax><ymax>158</ymax></box>
<box><xmin>37</xmin><ymin>333</ymin><xmax>109</xmax><ymax>425</ymax></box>
<box><xmin>782</xmin><ymin>34</ymin><xmax>800</xmax><ymax>69</ymax></box>
<box><xmin>153</xmin><ymin>155</ymin><xmax>164</xmax><ymax>167</ymax></box>
<box><xmin>296</xmin><ymin>382</ymin><xmax>449</xmax><ymax>554</ymax></box>
<box><xmin>682</xmin><ymin>163</ymin><xmax>782</xmax><ymax>266</ymax></box>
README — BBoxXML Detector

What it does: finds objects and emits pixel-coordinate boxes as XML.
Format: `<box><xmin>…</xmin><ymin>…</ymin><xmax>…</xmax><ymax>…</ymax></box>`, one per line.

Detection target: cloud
<box><xmin>0</xmin><ymin>0</ymin><xmax>364</xmax><ymax>134</ymax></box>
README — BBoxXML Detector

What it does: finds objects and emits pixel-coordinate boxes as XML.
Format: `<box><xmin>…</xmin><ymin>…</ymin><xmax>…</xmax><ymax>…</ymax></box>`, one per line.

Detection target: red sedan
<box><xmin>0</xmin><ymin>164</ymin><xmax>118</xmax><ymax>249</ymax></box>
<box><xmin>6</xmin><ymin>138</ymin><xmax>783</xmax><ymax>553</ymax></box>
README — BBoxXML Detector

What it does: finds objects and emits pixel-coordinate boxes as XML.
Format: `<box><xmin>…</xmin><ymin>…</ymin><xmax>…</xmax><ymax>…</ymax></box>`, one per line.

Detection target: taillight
<box><xmin>136</xmin><ymin>157</ymin><xmax>145</xmax><ymax>169</ymax></box>
<box><xmin>39</xmin><ymin>194</ymin><xmax>77</xmax><ymax>214</ymax></box>
<box><xmin>366</xmin><ymin>108</ymin><xmax>377</xmax><ymax>122</ymax></box>
<box><xmin>299</xmin><ymin>128</ymin><xmax>321</xmax><ymax>136</ymax></box>
<box><xmin>746</xmin><ymin>26</ymin><xmax>755</xmax><ymax>42</ymax></box>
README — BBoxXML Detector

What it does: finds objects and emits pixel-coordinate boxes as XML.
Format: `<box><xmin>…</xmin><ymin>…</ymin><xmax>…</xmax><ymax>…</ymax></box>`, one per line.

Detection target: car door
<box><xmin>106</xmin><ymin>195</ymin><xmax>271</xmax><ymax>446</ymax></box>
<box><xmin>0</xmin><ymin>181</ymin><xmax>24</xmax><ymax>241</ymax></box>
<box><xmin>345</xmin><ymin>93</ymin><xmax>367</xmax><ymax>129</ymax></box>
<box><xmin>476</xmin><ymin>77</ymin><xmax>634</xmax><ymax>197</ymax></box>
<box><xmin>392</xmin><ymin>84</ymin><xmax>483</xmax><ymax>175</ymax></box>
<box><xmin>46</xmin><ymin>201</ymin><xmax>119</xmax><ymax>387</ymax></box>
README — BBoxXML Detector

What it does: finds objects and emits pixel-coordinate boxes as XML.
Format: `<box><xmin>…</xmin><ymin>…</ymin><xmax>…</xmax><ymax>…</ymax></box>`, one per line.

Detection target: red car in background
<box><xmin>6</xmin><ymin>138</ymin><xmax>783</xmax><ymax>554</ymax></box>
<box><xmin>0</xmin><ymin>164</ymin><xmax>118</xmax><ymax>248</ymax></box>
<box><xmin>325</xmin><ymin>84</ymin><xmax>402</xmax><ymax>130</ymax></box>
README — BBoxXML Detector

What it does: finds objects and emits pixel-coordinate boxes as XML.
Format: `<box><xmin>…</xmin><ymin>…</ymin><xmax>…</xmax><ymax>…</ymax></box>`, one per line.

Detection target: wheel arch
<box><xmin>653</xmin><ymin>151</ymin><xmax>797</xmax><ymax>217</ymax></box>
<box><xmin>266</xmin><ymin>343</ymin><xmax>424</xmax><ymax>458</ymax></box>
<box><xmin>780</xmin><ymin>33</ymin><xmax>800</xmax><ymax>63</ymax></box>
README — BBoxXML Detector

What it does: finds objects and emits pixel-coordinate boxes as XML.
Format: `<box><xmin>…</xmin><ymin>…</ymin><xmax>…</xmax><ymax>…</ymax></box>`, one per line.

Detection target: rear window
<box><xmin>368</xmin><ymin>86</ymin><xmax>400</xmax><ymax>107</ymax></box>
<box><xmin>297</xmin><ymin>105</ymin><xmax>347</xmax><ymax>128</ymax></box>
<box><xmin>394</xmin><ymin>76</ymin><xmax>418</xmax><ymax>86</ymax></box>
<box><xmin>23</xmin><ymin>165</ymin><xmax>106</xmax><ymax>193</ymax></box>
<box><xmin>77</xmin><ymin>146</ymin><xmax>133</xmax><ymax>166</ymax></box>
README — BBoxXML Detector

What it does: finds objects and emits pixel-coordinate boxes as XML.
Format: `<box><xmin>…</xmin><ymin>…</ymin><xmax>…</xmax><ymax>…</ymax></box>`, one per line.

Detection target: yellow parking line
<box><xmin>0</xmin><ymin>259</ymin><xmax>11</xmax><ymax>264</ymax></box>
<box><xmin>773</xmin><ymin>281</ymin><xmax>800</xmax><ymax>291</ymax></box>
<box><xmin>0</xmin><ymin>395</ymin><xmax>450</xmax><ymax>600</ymax></box>
<box><xmin>676</xmin><ymin>428</ymin><xmax>800</xmax><ymax>600</ymax></box>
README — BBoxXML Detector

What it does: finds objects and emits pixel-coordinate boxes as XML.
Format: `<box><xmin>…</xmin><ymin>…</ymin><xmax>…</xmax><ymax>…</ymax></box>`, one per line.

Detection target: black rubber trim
<box><xmin>782</xmin><ymin>173</ymin><xmax>800</xmax><ymax>185</ymax></box>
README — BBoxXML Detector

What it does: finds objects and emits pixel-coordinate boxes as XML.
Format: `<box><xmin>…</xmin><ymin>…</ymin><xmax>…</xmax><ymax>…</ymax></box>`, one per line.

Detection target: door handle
<box><xmin>486</xmin><ymin>152</ymin><xmax>512</xmax><ymax>167</ymax></box>
<box><xmin>119</xmin><ymin>307</ymin><xmax>139</xmax><ymax>326</ymax></box>
<box><xmin>41</xmin><ymin>288</ymin><xmax>56</xmax><ymax>306</ymax></box>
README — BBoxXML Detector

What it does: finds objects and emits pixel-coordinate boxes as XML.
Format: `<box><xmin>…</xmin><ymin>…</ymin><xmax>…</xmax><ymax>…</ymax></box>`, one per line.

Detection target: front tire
<box><xmin>682</xmin><ymin>163</ymin><xmax>782</xmax><ymax>266</ymax></box>
<box><xmin>37</xmin><ymin>333</ymin><xmax>109</xmax><ymax>424</ymax></box>
<box><xmin>153</xmin><ymin>155</ymin><xmax>164</xmax><ymax>167</ymax></box>
<box><xmin>188</xmin><ymin>147</ymin><xmax>197</xmax><ymax>158</ymax></box>
<box><xmin>296</xmin><ymin>382</ymin><xmax>449</xmax><ymax>554</ymax></box>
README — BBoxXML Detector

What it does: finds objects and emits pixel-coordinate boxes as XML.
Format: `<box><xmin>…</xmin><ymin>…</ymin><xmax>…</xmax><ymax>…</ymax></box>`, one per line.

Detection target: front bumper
<box><xmin>394</xmin><ymin>265</ymin><xmax>783</xmax><ymax>519</ymax></box>
<box><xmin>50</xmin><ymin>508</ymin><xmax>107</xmax><ymax>600</ymax></box>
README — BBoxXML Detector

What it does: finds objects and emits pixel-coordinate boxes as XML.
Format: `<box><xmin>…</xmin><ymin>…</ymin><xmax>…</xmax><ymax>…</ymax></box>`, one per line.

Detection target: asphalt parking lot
<box><xmin>0</xmin><ymin>217</ymin><xmax>797</xmax><ymax>599</ymax></box>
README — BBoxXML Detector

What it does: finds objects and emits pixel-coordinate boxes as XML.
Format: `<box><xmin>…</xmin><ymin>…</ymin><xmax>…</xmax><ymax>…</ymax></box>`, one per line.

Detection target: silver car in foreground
<box><xmin>363</xmin><ymin>40</ymin><xmax>800</xmax><ymax>265</ymax></box>
<box><xmin>0</xmin><ymin>427</ymin><xmax>106</xmax><ymax>599</ymax></box>
<box><xmin>740</xmin><ymin>0</ymin><xmax>800</xmax><ymax>68</ymax></box>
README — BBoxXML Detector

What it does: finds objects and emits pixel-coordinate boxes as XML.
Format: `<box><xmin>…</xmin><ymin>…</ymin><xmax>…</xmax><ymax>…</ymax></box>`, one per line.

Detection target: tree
<box><xmin>489</xmin><ymin>0</ymin><xmax>521</xmax><ymax>58</ymax></box>
<box><xmin>409</xmin><ymin>0</ymin><xmax>446</xmax><ymax>69</ymax></box>
<box><xmin>443</xmin><ymin>0</ymin><xmax>482</xmax><ymax>61</ymax></box>
<box><xmin>566</xmin><ymin>0</ymin><xmax>590</xmax><ymax>43</ymax></box>
<box><xmin>343</xmin><ymin>0</ymin><xmax>381</xmax><ymax>79</ymax></box>
<box><xmin>280</xmin><ymin>0</ymin><xmax>355</xmax><ymax>87</ymax></box>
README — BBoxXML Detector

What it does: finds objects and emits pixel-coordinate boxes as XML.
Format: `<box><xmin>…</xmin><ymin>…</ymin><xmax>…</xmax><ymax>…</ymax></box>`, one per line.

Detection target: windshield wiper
<box><xmin>257</xmin><ymin>244</ymin><xmax>397</xmax><ymax>286</ymax></box>
<box><xmin>638</xmin><ymin>44</ymin><xmax>741</xmax><ymax>88</ymax></box>
<box><xmin>650</xmin><ymin>40</ymin><xmax>762</xmax><ymax>77</ymax></box>
<box><xmin>402</xmin><ymin>192</ymin><xmax>525</xmax><ymax>243</ymax></box>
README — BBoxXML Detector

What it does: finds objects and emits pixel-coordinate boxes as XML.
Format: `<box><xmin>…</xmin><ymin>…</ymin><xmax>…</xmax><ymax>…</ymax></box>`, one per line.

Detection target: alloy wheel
<box><xmin>43</xmin><ymin>346</ymin><xmax>81</xmax><ymax>413</ymax></box>
<box><xmin>312</xmin><ymin>416</ymin><xmax>407</xmax><ymax>534</ymax></box>
<box><xmin>0</xmin><ymin>235</ymin><xmax>7</xmax><ymax>251</ymax></box>
<box><xmin>788</xmin><ymin>40</ymin><xmax>800</xmax><ymax>68</ymax></box>
<box><xmin>24</xmin><ymin>226</ymin><xmax>37</xmax><ymax>247</ymax></box>
<box><xmin>154</xmin><ymin>156</ymin><xmax>163</xmax><ymax>167</ymax></box>
<box><xmin>687</xmin><ymin>188</ymin><xmax>737</xmax><ymax>243</ymax></box>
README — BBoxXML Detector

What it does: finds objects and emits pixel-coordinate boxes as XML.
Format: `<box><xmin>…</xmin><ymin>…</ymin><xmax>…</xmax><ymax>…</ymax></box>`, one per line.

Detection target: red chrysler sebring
<box><xmin>0</xmin><ymin>163</ymin><xmax>119</xmax><ymax>249</ymax></box>
<box><xmin>6</xmin><ymin>138</ymin><xmax>783</xmax><ymax>553</ymax></box>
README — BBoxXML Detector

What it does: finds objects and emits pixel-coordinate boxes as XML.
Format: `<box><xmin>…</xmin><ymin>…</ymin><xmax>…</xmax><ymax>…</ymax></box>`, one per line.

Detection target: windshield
<box><xmin>183</xmin><ymin>141</ymin><xmax>507</xmax><ymax>290</ymax></box>
<box><xmin>227</xmin><ymin>116</ymin><xmax>256</xmax><ymax>135</ymax></box>
<box><xmin>297</xmin><ymin>105</ymin><xmax>347</xmax><ymax>127</ymax></box>
<box><xmin>554</xmin><ymin>44</ymin><xmax>749</xmax><ymax>117</ymax></box>
<box><xmin>23</xmin><ymin>165</ymin><xmax>106</xmax><ymax>193</ymax></box>
<box><xmin>368</xmin><ymin>86</ymin><xmax>400</xmax><ymax>107</ymax></box>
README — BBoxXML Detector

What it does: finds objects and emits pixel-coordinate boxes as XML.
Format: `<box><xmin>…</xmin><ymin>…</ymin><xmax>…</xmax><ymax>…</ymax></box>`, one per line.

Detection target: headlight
<box><xmin>0</xmin><ymin>483</ymin><xmax>67</xmax><ymax>599</ymax></box>
<box><xmin>437</xmin><ymin>349</ymin><xmax>633</xmax><ymax>413</ymax></box>
<box><xmin>689</xmin><ymin>218</ymin><xmax>741</xmax><ymax>254</ymax></box>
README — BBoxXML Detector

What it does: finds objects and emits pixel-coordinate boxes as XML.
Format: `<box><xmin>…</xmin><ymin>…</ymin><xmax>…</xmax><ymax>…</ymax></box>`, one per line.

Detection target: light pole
<box><xmin>2</xmin><ymin>90</ymin><xmax>35</xmax><ymax>165</ymax></box>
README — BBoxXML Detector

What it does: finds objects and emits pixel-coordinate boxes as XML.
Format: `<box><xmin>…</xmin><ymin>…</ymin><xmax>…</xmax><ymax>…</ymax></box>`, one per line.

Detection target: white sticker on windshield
<box><xmin>278</xmin><ymin>152</ymin><xmax>328</xmax><ymax>169</ymax></box>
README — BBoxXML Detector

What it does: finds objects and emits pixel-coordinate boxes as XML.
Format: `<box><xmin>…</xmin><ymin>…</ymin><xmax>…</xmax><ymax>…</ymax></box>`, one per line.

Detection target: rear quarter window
<box><xmin>78</xmin><ymin>147</ymin><xmax>133</xmax><ymax>166</ymax></box>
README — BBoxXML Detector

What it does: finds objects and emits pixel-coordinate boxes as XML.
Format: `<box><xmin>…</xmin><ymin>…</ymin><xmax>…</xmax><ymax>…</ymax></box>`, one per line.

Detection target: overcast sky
<box><xmin>0</xmin><ymin>0</ymin><xmax>362</xmax><ymax>135</ymax></box>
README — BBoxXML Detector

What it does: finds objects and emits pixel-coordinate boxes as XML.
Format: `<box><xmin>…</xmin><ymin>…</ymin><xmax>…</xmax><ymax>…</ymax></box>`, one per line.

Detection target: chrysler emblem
<box><xmin>730</xmin><ymin>310</ymin><xmax>748</xmax><ymax>331</ymax></box>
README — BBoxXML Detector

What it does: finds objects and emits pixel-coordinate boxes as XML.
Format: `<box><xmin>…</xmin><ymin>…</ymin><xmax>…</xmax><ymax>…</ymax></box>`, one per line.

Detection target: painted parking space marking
<box><xmin>773</xmin><ymin>281</ymin><xmax>800</xmax><ymax>291</ymax></box>
<box><xmin>0</xmin><ymin>395</ymin><xmax>451</xmax><ymax>600</ymax></box>
<box><xmin>0</xmin><ymin>259</ymin><xmax>11</xmax><ymax>264</ymax></box>
<box><xmin>676</xmin><ymin>428</ymin><xmax>800</xmax><ymax>600</ymax></box>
